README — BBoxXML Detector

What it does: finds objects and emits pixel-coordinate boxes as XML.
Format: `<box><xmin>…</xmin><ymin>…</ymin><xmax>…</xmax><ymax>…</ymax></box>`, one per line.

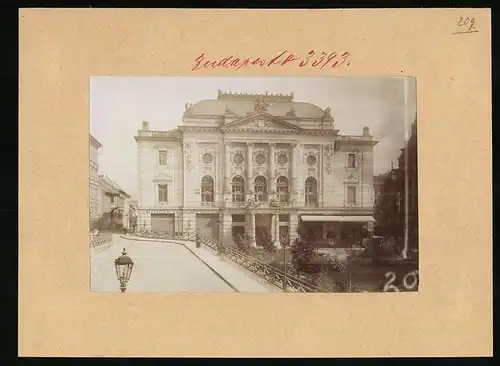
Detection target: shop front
<box><xmin>299</xmin><ymin>215</ymin><xmax>376</xmax><ymax>248</ymax></box>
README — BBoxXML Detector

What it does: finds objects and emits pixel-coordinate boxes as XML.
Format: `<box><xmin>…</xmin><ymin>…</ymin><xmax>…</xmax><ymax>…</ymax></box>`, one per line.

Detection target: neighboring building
<box><xmin>398</xmin><ymin>121</ymin><xmax>418</xmax><ymax>251</ymax></box>
<box><xmin>97</xmin><ymin>174</ymin><xmax>131</xmax><ymax>230</ymax></box>
<box><xmin>89</xmin><ymin>135</ymin><xmax>102</xmax><ymax>230</ymax></box>
<box><xmin>373</xmin><ymin>121</ymin><xmax>418</xmax><ymax>253</ymax></box>
<box><xmin>134</xmin><ymin>90</ymin><xmax>379</xmax><ymax>248</ymax></box>
<box><xmin>373</xmin><ymin>173</ymin><xmax>388</xmax><ymax>208</ymax></box>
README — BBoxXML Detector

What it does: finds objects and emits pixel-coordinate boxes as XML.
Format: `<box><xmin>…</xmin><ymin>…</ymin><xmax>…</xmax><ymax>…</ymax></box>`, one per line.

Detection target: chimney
<box><xmin>142</xmin><ymin>121</ymin><xmax>149</xmax><ymax>131</ymax></box>
<box><xmin>362</xmin><ymin>126</ymin><xmax>370</xmax><ymax>136</ymax></box>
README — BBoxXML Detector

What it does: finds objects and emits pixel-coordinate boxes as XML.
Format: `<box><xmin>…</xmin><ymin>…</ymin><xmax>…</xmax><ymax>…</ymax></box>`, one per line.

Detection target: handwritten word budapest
<box><xmin>383</xmin><ymin>270</ymin><xmax>419</xmax><ymax>292</ymax></box>
<box><xmin>191</xmin><ymin>51</ymin><xmax>351</xmax><ymax>71</ymax></box>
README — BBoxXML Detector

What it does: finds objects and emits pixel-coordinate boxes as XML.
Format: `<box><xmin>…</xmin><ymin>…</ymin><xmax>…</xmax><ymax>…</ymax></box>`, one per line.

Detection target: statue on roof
<box><xmin>254</xmin><ymin>97</ymin><xmax>269</xmax><ymax>112</ymax></box>
<box><xmin>286</xmin><ymin>106</ymin><xmax>296</xmax><ymax>116</ymax></box>
<box><xmin>321</xmin><ymin>106</ymin><xmax>333</xmax><ymax>122</ymax></box>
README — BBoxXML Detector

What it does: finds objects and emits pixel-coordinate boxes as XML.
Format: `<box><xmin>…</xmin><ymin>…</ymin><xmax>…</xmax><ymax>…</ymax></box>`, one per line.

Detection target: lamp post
<box><xmin>114</xmin><ymin>248</ymin><xmax>134</xmax><ymax>293</ymax></box>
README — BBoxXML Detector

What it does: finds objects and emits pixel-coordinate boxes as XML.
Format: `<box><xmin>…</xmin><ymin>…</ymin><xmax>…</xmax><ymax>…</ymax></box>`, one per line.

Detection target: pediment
<box><xmin>223</xmin><ymin>112</ymin><xmax>301</xmax><ymax>132</ymax></box>
<box><xmin>153</xmin><ymin>173</ymin><xmax>173</xmax><ymax>182</ymax></box>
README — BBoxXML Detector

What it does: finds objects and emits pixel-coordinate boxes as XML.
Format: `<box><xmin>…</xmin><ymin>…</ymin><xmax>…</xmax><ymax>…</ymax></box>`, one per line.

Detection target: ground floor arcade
<box><xmin>136</xmin><ymin>208</ymin><xmax>375</xmax><ymax>249</ymax></box>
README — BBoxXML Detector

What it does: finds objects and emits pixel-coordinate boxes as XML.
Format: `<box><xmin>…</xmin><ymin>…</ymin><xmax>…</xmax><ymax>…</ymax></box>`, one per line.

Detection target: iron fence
<box><xmin>90</xmin><ymin>232</ymin><xmax>113</xmax><ymax>248</ymax></box>
<box><xmin>132</xmin><ymin>229</ymin><xmax>325</xmax><ymax>292</ymax></box>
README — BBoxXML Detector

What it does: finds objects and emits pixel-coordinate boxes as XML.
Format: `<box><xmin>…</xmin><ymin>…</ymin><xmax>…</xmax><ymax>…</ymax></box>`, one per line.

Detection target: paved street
<box><xmin>90</xmin><ymin>235</ymin><xmax>236</xmax><ymax>293</ymax></box>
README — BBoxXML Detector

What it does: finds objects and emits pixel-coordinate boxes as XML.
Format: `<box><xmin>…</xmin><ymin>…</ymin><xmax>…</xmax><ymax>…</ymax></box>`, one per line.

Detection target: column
<box><xmin>269</xmin><ymin>143</ymin><xmax>276</xmax><ymax>193</ymax></box>
<box><xmin>246</xmin><ymin>143</ymin><xmax>253</xmax><ymax>199</ymax></box>
<box><xmin>318</xmin><ymin>145</ymin><xmax>323</xmax><ymax>206</ymax></box>
<box><xmin>250</xmin><ymin>212</ymin><xmax>257</xmax><ymax>247</ymax></box>
<box><xmin>290</xmin><ymin>143</ymin><xmax>297</xmax><ymax>204</ymax></box>
<box><xmin>289</xmin><ymin>214</ymin><xmax>299</xmax><ymax>243</ymax></box>
<box><xmin>222</xmin><ymin>213</ymin><xmax>232</xmax><ymax>242</ymax></box>
<box><xmin>274</xmin><ymin>213</ymin><xmax>281</xmax><ymax>248</ymax></box>
<box><xmin>224</xmin><ymin>142</ymin><xmax>230</xmax><ymax>193</ymax></box>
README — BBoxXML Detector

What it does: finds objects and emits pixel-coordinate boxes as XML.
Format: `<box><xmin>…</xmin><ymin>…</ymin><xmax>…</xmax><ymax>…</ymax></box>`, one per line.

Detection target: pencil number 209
<box><xmin>457</xmin><ymin>17</ymin><xmax>476</xmax><ymax>32</ymax></box>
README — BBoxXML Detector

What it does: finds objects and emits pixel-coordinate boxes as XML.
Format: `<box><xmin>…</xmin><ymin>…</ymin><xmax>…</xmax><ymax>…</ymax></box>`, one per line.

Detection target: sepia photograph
<box><xmin>89</xmin><ymin>76</ymin><xmax>418</xmax><ymax>293</ymax></box>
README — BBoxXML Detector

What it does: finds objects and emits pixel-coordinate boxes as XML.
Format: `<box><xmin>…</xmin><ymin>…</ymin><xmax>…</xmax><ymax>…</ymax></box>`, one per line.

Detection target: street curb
<box><xmin>120</xmin><ymin>235</ymin><xmax>239</xmax><ymax>292</ymax></box>
<box><xmin>90</xmin><ymin>240</ymin><xmax>116</xmax><ymax>254</ymax></box>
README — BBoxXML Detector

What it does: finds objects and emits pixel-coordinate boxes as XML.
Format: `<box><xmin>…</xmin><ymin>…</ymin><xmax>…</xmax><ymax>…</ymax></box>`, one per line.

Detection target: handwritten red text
<box><xmin>191</xmin><ymin>50</ymin><xmax>351</xmax><ymax>72</ymax></box>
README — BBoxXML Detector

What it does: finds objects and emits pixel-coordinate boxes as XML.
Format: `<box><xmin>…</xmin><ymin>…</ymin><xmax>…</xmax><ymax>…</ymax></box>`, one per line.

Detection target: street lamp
<box><xmin>114</xmin><ymin>248</ymin><xmax>134</xmax><ymax>293</ymax></box>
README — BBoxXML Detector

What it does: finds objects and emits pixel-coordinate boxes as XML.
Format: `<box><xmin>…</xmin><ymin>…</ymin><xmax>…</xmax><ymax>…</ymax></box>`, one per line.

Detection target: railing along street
<box><xmin>90</xmin><ymin>232</ymin><xmax>113</xmax><ymax>248</ymax></box>
<box><xmin>132</xmin><ymin>229</ymin><xmax>325</xmax><ymax>293</ymax></box>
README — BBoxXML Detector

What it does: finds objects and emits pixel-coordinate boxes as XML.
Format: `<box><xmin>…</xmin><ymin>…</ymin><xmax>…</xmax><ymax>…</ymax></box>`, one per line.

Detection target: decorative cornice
<box><xmin>217</xmin><ymin>90</ymin><xmax>294</xmax><ymax>102</ymax></box>
<box><xmin>336</xmin><ymin>135</ymin><xmax>379</xmax><ymax>145</ymax></box>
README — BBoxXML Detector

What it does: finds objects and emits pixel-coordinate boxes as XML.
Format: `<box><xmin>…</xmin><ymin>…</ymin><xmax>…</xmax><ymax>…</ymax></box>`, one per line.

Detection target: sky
<box><xmin>90</xmin><ymin>76</ymin><xmax>417</xmax><ymax>199</ymax></box>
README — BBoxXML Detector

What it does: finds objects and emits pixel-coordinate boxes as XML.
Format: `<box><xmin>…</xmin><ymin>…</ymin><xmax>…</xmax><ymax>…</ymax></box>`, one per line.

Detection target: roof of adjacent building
<box><xmin>373</xmin><ymin>173</ymin><xmax>389</xmax><ymax>186</ymax></box>
<box><xmin>185</xmin><ymin>90</ymin><xmax>328</xmax><ymax>120</ymax></box>
<box><xmin>99</xmin><ymin>174</ymin><xmax>130</xmax><ymax>198</ymax></box>
<box><xmin>90</xmin><ymin>134</ymin><xmax>102</xmax><ymax>148</ymax></box>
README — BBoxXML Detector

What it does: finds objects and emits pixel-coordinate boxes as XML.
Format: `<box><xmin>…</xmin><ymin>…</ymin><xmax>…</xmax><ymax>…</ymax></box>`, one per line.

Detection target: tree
<box><xmin>290</xmin><ymin>222</ymin><xmax>317</xmax><ymax>275</ymax></box>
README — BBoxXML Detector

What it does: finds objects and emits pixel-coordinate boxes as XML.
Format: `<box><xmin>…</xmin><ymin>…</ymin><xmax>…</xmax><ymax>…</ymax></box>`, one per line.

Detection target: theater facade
<box><xmin>134</xmin><ymin>90</ymin><xmax>378</xmax><ymax>248</ymax></box>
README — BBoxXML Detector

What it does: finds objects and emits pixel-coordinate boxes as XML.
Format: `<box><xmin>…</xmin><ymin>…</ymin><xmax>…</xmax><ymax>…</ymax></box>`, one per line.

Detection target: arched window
<box><xmin>232</xmin><ymin>176</ymin><xmax>245</xmax><ymax>203</ymax></box>
<box><xmin>201</xmin><ymin>175</ymin><xmax>214</xmax><ymax>202</ymax></box>
<box><xmin>276</xmin><ymin>176</ymin><xmax>289</xmax><ymax>203</ymax></box>
<box><xmin>254</xmin><ymin>176</ymin><xmax>268</xmax><ymax>202</ymax></box>
<box><xmin>305</xmin><ymin>177</ymin><xmax>318</xmax><ymax>206</ymax></box>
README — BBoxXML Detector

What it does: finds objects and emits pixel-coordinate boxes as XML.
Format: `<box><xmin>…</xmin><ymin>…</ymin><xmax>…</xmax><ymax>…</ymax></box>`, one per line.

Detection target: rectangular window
<box><xmin>347</xmin><ymin>153</ymin><xmax>356</xmax><ymax>168</ymax></box>
<box><xmin>279</xmin><ymin>214</ymin><xmax>289</xmax><ymax>222</ymax></box>
<box><xmin>158</xmin><ymin>184</ymin><xmax>168</xmax><ymax>203</ymax></box>
<box><xmin>232</xmin><ymin>214</ymin><xmax>246</xmax><ymax>223</ymax></box>
<box><xmin>159</xmin><ymin>151</ymin><xmax>167</xmax><ymax>165</ymax></box>
<box><xmin>347</xmin><ymin>186</ymin><xmax>356</xmax><ymax>204</ymax></box>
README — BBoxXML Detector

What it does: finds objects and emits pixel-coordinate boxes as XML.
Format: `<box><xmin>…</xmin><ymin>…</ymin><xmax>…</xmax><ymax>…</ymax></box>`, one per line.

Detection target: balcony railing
<box><xmin>137</xmin><ymin>130</ymin><xmax>182</xmax><ymax>138</ymax></box>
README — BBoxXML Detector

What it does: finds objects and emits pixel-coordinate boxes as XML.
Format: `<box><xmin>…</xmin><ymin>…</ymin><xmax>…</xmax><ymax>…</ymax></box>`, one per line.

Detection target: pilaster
<box><xmin>224</xmin><ymin>142</ymin><xmax>230</xmax><ymax>193</ymax></box>
<box><xmin>290</xmin><ymin>143</ymin><xmax>298</xmax><ymax>204</ymax></box>
<box><xmin>269</xmin><ymin>143</ymin><xmax>276</xmax><ymax>193</ymax></box>
<box><xmin>246</xmin><ymin>142</ymin><xmax>253</xmax><ymax>183</ymax></box>
<box><xmin>222</xmin><ymin>212</ymin><xmax>232</xmax><ymax>242</ymax></box>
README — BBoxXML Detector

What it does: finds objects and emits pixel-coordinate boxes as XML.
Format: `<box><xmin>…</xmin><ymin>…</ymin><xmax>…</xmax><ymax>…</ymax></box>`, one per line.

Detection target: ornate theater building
<box><xmin>134</xmin><ymin>91</ymin><xmax>378</xmax><ymax>248</ymax></box>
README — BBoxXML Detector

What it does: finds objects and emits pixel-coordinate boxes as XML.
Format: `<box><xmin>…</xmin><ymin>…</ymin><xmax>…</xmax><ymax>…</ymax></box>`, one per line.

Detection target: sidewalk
<box><xmin>91</xmin><ymin>235</ymin><xmax>235</xmax><ymax>293</ymax></box>
<box><xmin>121</xmin><ymin>235</ymin><xmax>280</xmax><ymax>293</ymax></box>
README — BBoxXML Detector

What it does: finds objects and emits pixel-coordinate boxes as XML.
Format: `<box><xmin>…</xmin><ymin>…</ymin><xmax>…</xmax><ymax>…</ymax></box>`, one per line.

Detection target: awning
<box><xmin>300</xmin><ymin>215</ymin><xmax>376</xmax><ymax>223</ymax></box>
